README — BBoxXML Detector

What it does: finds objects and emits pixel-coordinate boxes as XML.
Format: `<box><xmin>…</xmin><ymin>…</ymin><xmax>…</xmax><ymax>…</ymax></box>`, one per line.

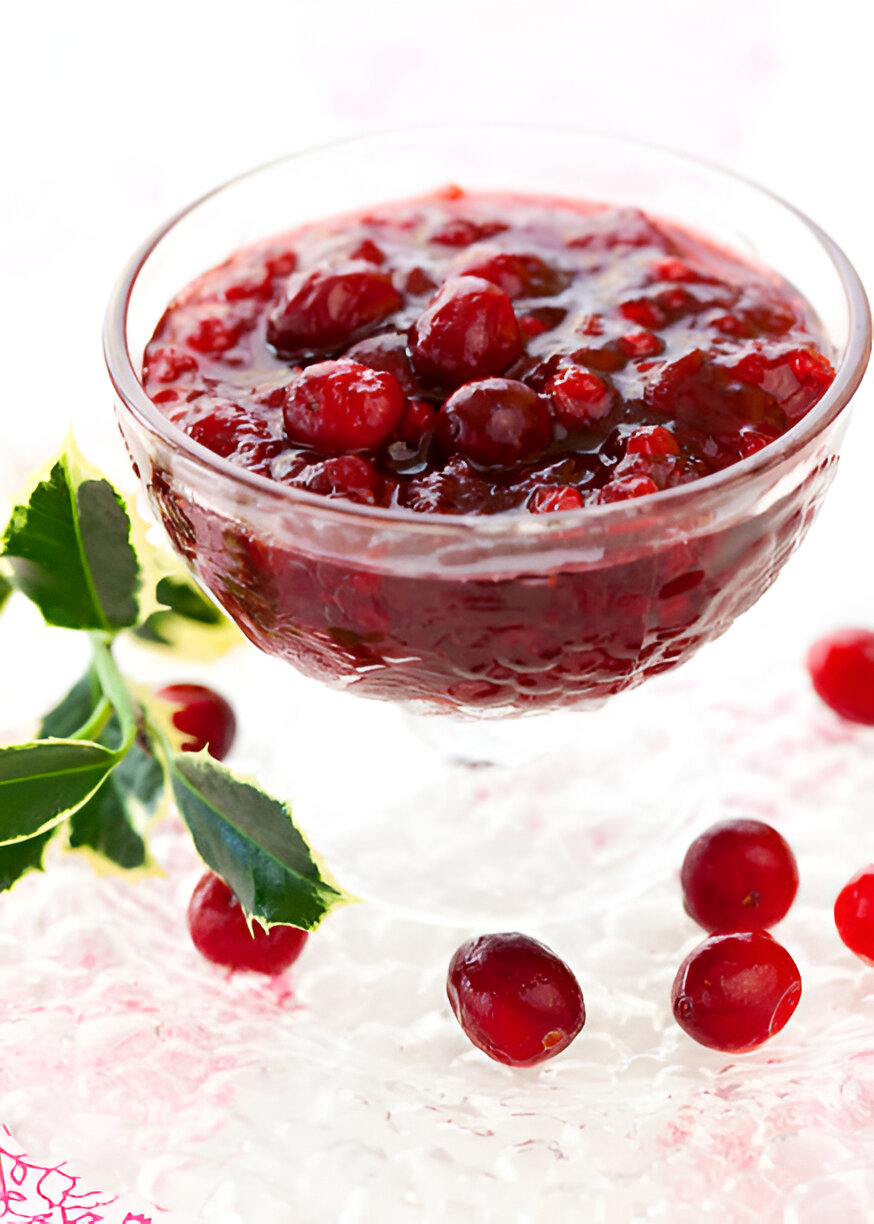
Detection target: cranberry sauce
<box><xmin>144</xmin><ymin>192</ymin><xmax>834</xmax><ymax>516</ymax></box>
<box><xmin>138</xmin><ymin>192</ymin><xmax>839</xmax><ymax>714</ymax></box>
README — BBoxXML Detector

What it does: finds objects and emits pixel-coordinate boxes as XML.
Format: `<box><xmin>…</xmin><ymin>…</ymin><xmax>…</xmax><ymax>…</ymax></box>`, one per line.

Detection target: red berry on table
<box><xmin>680</xmin><ymin>819</ymin><xmax>799</xmax><ymax>932</ymax></box>
<box><xmin>834</xmin><ymin>867</ymin><xmax>874</xmax><ymax>964</ymax></box>
<box><xmin>437</xmin><ymin>378</ymin><xmax>552</xmax><ymax>467</ymax></box>
<box><xmin>188</xmin><ymin>871</ymin><xmax>308</xmax><ymax>975</ymax></box>
<box><xmin>671</xmin><ymin>931</ymin><xmax>802</xmax><ymax>1052</ymax></box>
<box><xmin>266</xmin><ymin>261</ymin><xmax>402</xmax><ymax>359</ymax></box>
<box><xmin>409</xmin><ymin>276</ymin><xmax>522</xmax><ymax>387</ymax></box>
<box><xmin>282</xmin><ymin>360</ymin><xmax>407</xmax><ymax>453</ymax></box>
<box><xmin>156</xmin><ymin>682</ymin><xmax>237</xmax><ymax>760</ymax></box>
<box><xmin>807</xmin><ymin>629</ymin><xmax>874</xmax><ymax>725</ymax></box>
<box><xmin>446</xmin><ymin>932</ymin><xmax>585</xmax><ymax>1067</ymax></box>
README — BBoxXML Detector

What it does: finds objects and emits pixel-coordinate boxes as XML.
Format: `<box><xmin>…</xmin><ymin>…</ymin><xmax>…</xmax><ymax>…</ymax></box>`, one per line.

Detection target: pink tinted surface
<box><xmin>4</xmin><ymin>646</ymin><xmax>874</xmax><ymax>1220</ymax></box>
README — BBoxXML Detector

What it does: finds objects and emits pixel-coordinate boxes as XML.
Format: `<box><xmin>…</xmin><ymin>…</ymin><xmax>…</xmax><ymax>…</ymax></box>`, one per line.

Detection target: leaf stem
<box><xmin>69</xmin><ymin>696</ymin><xmax>113</xmax><ymax>743</ymax></box>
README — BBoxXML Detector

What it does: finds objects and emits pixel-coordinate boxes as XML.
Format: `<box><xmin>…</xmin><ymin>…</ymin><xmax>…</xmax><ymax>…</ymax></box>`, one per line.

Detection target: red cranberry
<box><xmin>529</xmin><ymin>485</ymin><xmax>584</xmax><ymax>513</ymax></box>
<box><xmin>456</xmin><ymin>250</ymin><xmax>567</xmax><ymax>299</ymax></box>
<box><xmin>681</xmin><ymin>819</ymin><xmax>799</xmax><ymax>932</ymax></box>
<box><xmin>619</xmin><ymin>297</ymin><xmax>666</xmax><ymax>330</ymax></box>
<box><xmin>732</xmin><ymin>346</ymin><xmax>834</xmax><ymax>424</ymax></box>
<box><xmin>834</xmin><ymin>867</ymin><xmax>874</xmax><ymax>964</ymax></box>
<box><xmin>671</xmin><ymin>931</ymin><xmax>802</xmax><ymax>1052</ymax></box>
<box><xmin>188</xmin><ymin>403</ymin><xmax>273</xmax><ymax>459</ymax></box>
<box><xmin>596</xmin><ymin>475</ymin><xmax>660</xmax><ymax>503</ymax></box>
<box><xmin>345</xmin><ymin>331</ymin><xmax>420</xmax><ymax>396</ymax></box>
<box><xmin>625</xmin><ymin>425</ymin><xmax>680</xmax><ymax>458</ymax></box>
<box><xmin>437</xmin><ymin>379</ymin><xmax>552</xmax><ymax>467</ymax></box>
<box><xmin>156</xmin><ymin>683</ymin><xmax>237</xmax><ymax>760</ymax></box>
<box><xmin>145</xmin><ymin>347</ymin><xmax>198</xmax><ymax>384</ymax></box>
<box><xmin>446</xmin><ymin>932</ymin><xmax>585</xmax><ymax>1066</ymax></box>
<box><xmin>807</xmin><ymin>629</ymin><xmax>874</xmax><ymax>724</ymax></box>
<box><xmin>283</xmin><ymin>360</ymin><xmax>406</xmax><ymax>452</ymax></box>
<box><xmin>571</xmin><ymin>343</ymin><xmax>628</xmax><ymax>373</ymax></box>
<box><xmin>188</xmin><ymin>871</ymin><xmax>308</xmax><ymax>975</ymax></box>
<box><xmin>547</xmin><ymin>367</ymin><xmax>614</xmax><ymax>429</ymax></box>
<box><xmin>429</xmin><ymin>217</ymin><xmax>507</xmax><ymax>247</ymax></box>
<box><xmin>266</xmin><ymin>262</ymin><xmax>403</xmax><ymax>359</ymax></box>
<box><xmin>398</xmin><ymin>398</ymin><xmax>438</xmax><ymax>444</ymax></box>
<box><xmin>618</xmin><ymin>331</ymin><xmax>664</xmax><ymax>359</ymax></box>
<box><xmin>294</xmin><ymin>455</ymin><xmax>383</xmax><ymax>505</ymax></box>
<box><xmin>187</xmin><ymin>315</ymin><xmax>244</xmax><ymax>355</ymax></box>
<box><xmin>409</xmin><ymin>277</ymin><xmax>522</xmax><ymax>387</ymax></box>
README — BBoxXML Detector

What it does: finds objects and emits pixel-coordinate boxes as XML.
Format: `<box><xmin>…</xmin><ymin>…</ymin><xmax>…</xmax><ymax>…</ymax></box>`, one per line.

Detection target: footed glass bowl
<box><xmin>104</xmin><ymin>128</ymin><xmax>869</xmax><ymax>922</ymax></box>
<box><xmin>104</xmin><ymin>128</ymin><xmax>868</xmax><ymax>719</ymax></box>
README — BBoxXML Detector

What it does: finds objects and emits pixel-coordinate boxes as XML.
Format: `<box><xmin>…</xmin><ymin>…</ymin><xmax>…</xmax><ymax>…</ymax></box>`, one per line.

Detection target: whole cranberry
<box><xmin>156</xmin><ymin>682</ymin><xmax>237</xmax><ymax>760</ymax></box>
<box><xmin>294</xmin><ymin>454</ymin><xmax>383</xmax><ymax>505</ymax></box>
<box><xmin>456</xmin><ymin>250</ymin><xmax>567</xmax><ymax>299</ymax></box>
<box><xmin>283</xmin><ymin>360</ymin><xmax>406</xmax><ymax>453</ymax></box>
<box><xmin>807</xmin><ymin>629</ymin><xmax>874</xmax><ymax>724</ymax></box>
<box><xmin>188</xmin><ymin>871</ymin><xmax>308</xmax><ymax>975</ymax></box>
<box><xmin>671</xmin><ymin>930</ymin><xmax>802</xmax><ymax>1052</ymax></box>
<box><xmin>547</xmin><ymin>367</ymin><xmax>614</xmax><ymax>429</ymax></box>
<box><xmin>447</xmin><ymin>932</ymin><xmax>585</xmax><ymax>1066</ymax></box>
<box><xmin>409</xmin><ymin>277</ymin><xmax>522</xmax><ymax>387</ymax></box>
<box><xmin>266</xmin><ymin>261</ymin><xmax>402</xmax><ymax>359</ymax></box>
<box><xmin>529</xmin><ymin>485</ymin><xmax>585</xmax><ymax>513</ymax></box>
<box><xmin>345</xmin><ymin>331</ymin><xmax>421</xmax><ymax>395</ymax></box>
<box><xmin>437</xmin><ymin>378</ymin><xmax>552</xmax><ymax>467</ymax></box>
<box><xmin>834</xmin><ymin>867</ymin><xmax>874</xmax><ymax>964</ymax></box>
<box><xmin>681</xmin><ymin>819</ymin><xmax>799</xmax><ymax>932</ymax></box>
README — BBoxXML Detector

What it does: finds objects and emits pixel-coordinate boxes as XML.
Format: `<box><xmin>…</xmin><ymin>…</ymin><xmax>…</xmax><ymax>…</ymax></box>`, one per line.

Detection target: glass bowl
<box><xmin>104</xmin><ymin>127</ymin><xmax>869</xmax><ymax>721</ymax></box>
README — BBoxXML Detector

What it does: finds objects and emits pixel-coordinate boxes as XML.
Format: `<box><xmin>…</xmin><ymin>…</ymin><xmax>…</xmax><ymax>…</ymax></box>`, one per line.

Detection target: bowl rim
<box><xmin>103</xmin><ymin>122</ymin><xmax>872</xmax><ymax>540</ymax></box>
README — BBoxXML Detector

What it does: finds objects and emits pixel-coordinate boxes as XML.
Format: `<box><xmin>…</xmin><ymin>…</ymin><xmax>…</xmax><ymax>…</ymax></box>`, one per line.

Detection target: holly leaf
<box><xmin>0</xmin><ymin>828</ymin><xmax>54</xmax><ymax>892</ymax></box>
<box><xmin>0</xmin><ymin>740</ymin><xmax>119</xmax><ymax>845</ymax></box>
<box><xmin>166</xmin><ymin>752</ymin><xmax>352</xmax><ymax>930</ymax></box>
<box><xmin>0</xmin><ymin>570</ymin><xmax>11</xmax><ymax>614</ymax></box>
<box><xmin>39</xmin><ymin>671</ymin><xmax>100</xmax><ymax>739</ymax></box>
<box><xmin>132</xmin><ymin>574</ymin><xmax>238</xmax><ymax>657</ymax></box>
<box><xmin>1</xmin><ymin>444</ymin><xmax>140</xmax><ymax>632</ymax></box>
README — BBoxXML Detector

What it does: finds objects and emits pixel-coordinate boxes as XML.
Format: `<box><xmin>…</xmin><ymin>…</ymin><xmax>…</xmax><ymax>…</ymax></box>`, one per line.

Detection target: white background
<box><xmin>0</xmin><ymin>0</ymin><xmax>872</xmax><ymax>742</ymax></box>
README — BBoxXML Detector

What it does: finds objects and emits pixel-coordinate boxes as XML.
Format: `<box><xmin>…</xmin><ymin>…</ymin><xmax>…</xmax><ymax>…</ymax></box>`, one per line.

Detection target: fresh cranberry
<box><xmin>807</xmin><ymin>629</ymin><xmax>874</xmax><ymax>724</ymax></box>
<box><xmin>529</xmin><ymin>485</ymin><xmax>584</xmax><ymax>513</ymax></box>
<box><xmin>156</xmin><ymin>683</ymin><xmax>237</xmax><ymax>760</ymax></box>
<box><xmin>681</xmin><ymin>819</ymin><xmax>799</xmax><ymax>932</ymax></box>
<box><xmin>834</xmin><ymin>867</ymin><xmax>874</xmax><ymax>964</ymax></box>
<box><xmin>437</xmin><ymin>379</ymin><xmax>552</xmax><ymax>467</ymax></box>
<box><xmin>267</xmin><ymin>262</ymin><xmax>402</xmax><ymax>359</ymax></box>
<box><xmin>547</xmin><ymin>367</ymin><xmax>614</xmax><ymax>429</ymax></box>
<box><xmin>409</xmin><ymin>277</ymin><xmax>522</xmax><ymax>387</ymax></box>
<box><xmin>671</xmin><ymin>931</ymin><xmax>802</xmax><ymax>1052</ymax></box>
<box><xmin>446</xmin><ymin>932</ymin><xmax>585</xmax><ymax>1066</ymax></box>
<box><xmin>283</xmin><ymin>360</ymin><xmax>406</xmax><ymax>452</ymax></box>
<box><xmin>188</xmin><ymin>871</ymin><xmax>308</xmax><ymax>975</ymax></box>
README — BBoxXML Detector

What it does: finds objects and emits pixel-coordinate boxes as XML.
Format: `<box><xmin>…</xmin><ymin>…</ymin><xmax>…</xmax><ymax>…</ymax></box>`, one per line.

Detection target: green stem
<box><xmin>88</xmin><ymin>634</ymin><xmax>137</xmax><ymax>757</ymax></box>
<box><xmin>70</xmin><ymin>695</ymin><xmax>113</xmax><ymax>743</ymax></box>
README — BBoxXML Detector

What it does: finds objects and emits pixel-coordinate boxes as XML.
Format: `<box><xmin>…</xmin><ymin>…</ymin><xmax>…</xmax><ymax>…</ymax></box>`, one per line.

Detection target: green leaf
<box><xmin>0</xmin><ymin>570</ymin><xmax>11</xmax><ymax>614</ymax></box>
<box><xmin>131</xmin><ymin>573</ymin><xmax>239</xmax><ymax>659</ymax></box>
<box><xmin>0</xmin><ymin>740</ymin><xmax>119</xmax><ymax>845</ymax></box>
<box><xmin>39</xmin><ymin>671</ymin><xmax>101</xmax><ymax>739</ymax></box>
<box><xmin>0</xmin><ymin>828</ymin><xmax>54</xmax><ymax>892</ymax></box>
<box><xmin>68</xmin><ymin>733</ymin><xmax>161</xmax><ymax>870</ymax></box>
<box><xmin>167</xmin><ymin>752</ymin><xmax>351</xmax><ymax>930</ymax></box>
<box><xmin>1</xmin><ymin>446</ymin><xmax>140</xmax><ymax>631</ymax></box>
